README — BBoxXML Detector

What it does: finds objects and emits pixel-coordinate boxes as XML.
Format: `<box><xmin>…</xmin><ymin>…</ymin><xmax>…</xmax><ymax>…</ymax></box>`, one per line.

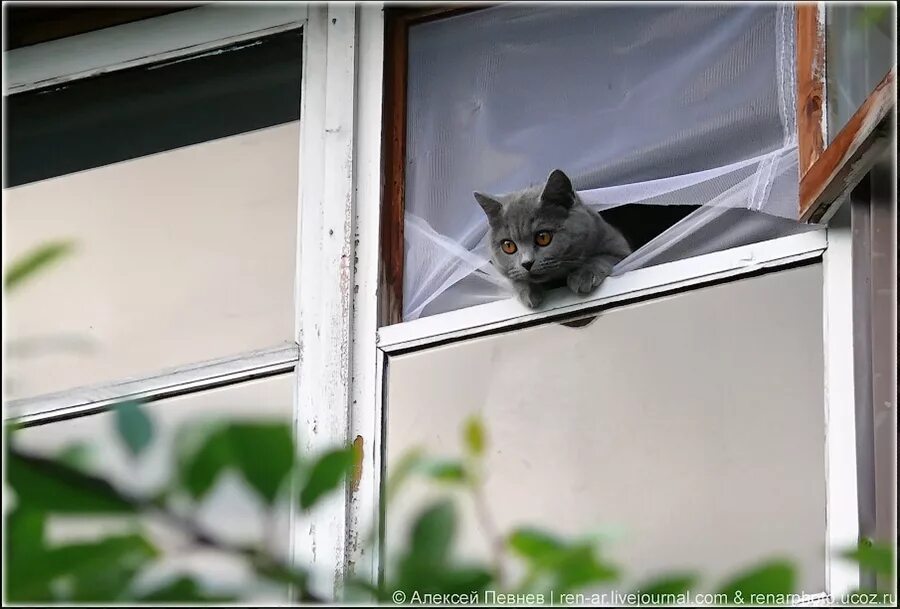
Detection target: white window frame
<box><xmin>3</xmin><ymin>2</ymin><xmax>864</xmax><ymax>602</ymax></box>
<box><xmin>327</xmin><ymin>4</ymin><xmax>862</xmax><ymax>602</ymax></box>
<box><xmin>3</xmin><ymin>3</ymin><xmax>312</xmax><ymax>602</ymax></box>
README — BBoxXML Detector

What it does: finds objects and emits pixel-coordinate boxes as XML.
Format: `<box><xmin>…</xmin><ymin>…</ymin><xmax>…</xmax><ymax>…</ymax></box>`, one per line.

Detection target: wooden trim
<box><xmin>378</xmin><ymin>12</ymin><xmax>408</xmax><ymax>327</ymax></box>
<box><xmin>796</xmin><ymin>3</ymin><xmax>827</xmax><ymax>177</ymax></box>
<box><xmin>378</xmin><ymin>4</ymin><xmax>493</xmax><ymax>327</ymax></box>
<box><xmin>800</xmin><ymin>66</ymin><xmax>896</xmax><ymax>223</ymax></box>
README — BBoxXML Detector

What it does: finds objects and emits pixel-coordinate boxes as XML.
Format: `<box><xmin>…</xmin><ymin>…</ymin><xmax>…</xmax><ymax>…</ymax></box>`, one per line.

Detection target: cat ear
<box><xmin>474</xmin><ymin>192</ymin><xmax>503</xmax><ymax>221</ymax></box>
<box><xmin>540</xmin><ymin>169</ymin><xmax>575</xmax><ymax>209</ymax></box>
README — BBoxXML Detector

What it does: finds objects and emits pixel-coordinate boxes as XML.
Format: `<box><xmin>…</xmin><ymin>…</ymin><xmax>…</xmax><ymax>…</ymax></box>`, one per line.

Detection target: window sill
<box><xmin>377</xmin><ymin>229</ymin><xmax>828</xmax><ymax>353</ymax></box>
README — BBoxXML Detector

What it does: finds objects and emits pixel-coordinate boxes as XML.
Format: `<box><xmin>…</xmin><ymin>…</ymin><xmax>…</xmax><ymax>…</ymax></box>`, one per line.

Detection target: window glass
<box><xmin>10</xmin><ymin>374</ymin><xmax>294</xmax><ymax>603</ymax></box>
<box><xmin>825</xmin><ymin>4</ymin><xmax>895</xmax><ymax>142</ymax></box>
<box><xmin>385</xmin><ymin>265</ymin><xmax>827</xmax><ymax>591</ymax></box>
<box><xmin>4</xmin><ymin>29</ymin><xmax>302</xmax><ymax>400</ymax></box>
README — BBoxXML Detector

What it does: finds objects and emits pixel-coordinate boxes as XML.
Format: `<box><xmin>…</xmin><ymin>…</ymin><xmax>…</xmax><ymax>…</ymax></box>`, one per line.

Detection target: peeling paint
<box><xmin>350</xmin><ymin>435</ymin><xmax>364</xmax><ymax>493</ymax></box>
<box><xmin>146</xmin><ymin>40</ymin><xmax>264</xmax><ymax>70</ymax></box>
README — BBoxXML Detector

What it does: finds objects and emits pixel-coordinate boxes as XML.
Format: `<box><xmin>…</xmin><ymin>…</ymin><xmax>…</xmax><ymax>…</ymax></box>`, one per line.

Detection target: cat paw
<box><xmin>515</xmin><ymin>283</ymin><xmax>544</xmax><ymax>308</ymax></box>
<box><xmin>567</xmin><ymin>268</ymin><xmax>606</xmax><ymax>295</ymax></box>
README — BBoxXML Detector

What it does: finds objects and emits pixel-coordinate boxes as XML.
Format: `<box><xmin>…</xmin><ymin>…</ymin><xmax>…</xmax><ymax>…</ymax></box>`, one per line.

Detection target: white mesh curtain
<box><xmin>403</xmin><ymin>4</ymin><xmax>813</xmax><ymax>321</ymax></box>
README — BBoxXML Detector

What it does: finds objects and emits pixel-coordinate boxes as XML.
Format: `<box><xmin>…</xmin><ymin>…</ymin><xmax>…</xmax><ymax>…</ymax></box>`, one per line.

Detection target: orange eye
<box><xmin>535</xmin><ymin>231</ymin><xmax>553</xmax><ymax>247</ymax></box>
<box><xmin>500</xmin><ymin>240</ymin><xmax>517</xmax><ymax>254</ymax></box>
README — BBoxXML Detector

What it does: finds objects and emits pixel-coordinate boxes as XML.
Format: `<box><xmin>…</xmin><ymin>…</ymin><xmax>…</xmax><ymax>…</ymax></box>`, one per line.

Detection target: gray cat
<box><xmin>474</xmin><ymin>169</ymin><xmax>632</xmax><ymax>308</ymax></box>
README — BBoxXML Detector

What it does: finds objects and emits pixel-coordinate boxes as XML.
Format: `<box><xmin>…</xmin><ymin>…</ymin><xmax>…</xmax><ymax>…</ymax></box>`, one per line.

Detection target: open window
<box><xmin>378</xmin><ymin>4</ymin><xmax>894</xmax><ymax>326</ymax></box>
<box><xmin>382</xmin><ymin>4</ymin><xmax>822</xmax><ymax>324</ymax></box>
<box><xmin>370</xmin><ymin>3</ymin><xmax>895</xmax><ymax>599</ymax></box>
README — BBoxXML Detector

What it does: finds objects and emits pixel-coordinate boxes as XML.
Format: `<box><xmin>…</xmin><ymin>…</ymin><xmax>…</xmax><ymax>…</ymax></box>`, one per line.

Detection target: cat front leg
<box><xmin>566</xmin><ymin>255</ymin><xmax>619</xmax><ymax>296</ymax></box>
<box><xmin>512</xmin><ymin>280</ymin><xmax>544</xmax><ymax>308</ymax></box>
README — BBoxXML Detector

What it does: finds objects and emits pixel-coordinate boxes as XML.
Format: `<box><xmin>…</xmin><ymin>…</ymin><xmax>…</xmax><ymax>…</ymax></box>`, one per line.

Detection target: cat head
<box><xmin>474</xmin><ymin>169</ymin><xmax>585</xmax><ymax>282</ymax></box>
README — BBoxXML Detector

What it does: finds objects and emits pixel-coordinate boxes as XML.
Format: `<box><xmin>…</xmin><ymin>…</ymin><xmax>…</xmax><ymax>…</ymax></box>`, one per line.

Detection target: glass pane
<box><xmin>4</xmin><ymin>28</ymin><xmax>302</xmax><ymax>400</ymax></box>
<box><xmin>9</xmin><ymin>373</ymin><xmax>294</xmax><ymax>603</ymax></box>
<box><xmin>826</xmin><ymin>4</ymin><xmax>896</xmax><ymax>141</ymax></box>
<box><xmin>385</xmin><ymin>265</ymin><xmax>827</xmax><ymax>592</ymax></box>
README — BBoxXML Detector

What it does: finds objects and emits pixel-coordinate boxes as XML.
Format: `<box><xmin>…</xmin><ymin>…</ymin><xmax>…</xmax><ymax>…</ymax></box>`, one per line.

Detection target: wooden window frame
<box><xmin>796</xmin><ymin>3</ymin><xmax>896</xmax><ymax>223</ymax></box>
<box><xmin>379</xmin><ymin>5</ymin><xmax>491</xmax><ymax>326</ymax></box>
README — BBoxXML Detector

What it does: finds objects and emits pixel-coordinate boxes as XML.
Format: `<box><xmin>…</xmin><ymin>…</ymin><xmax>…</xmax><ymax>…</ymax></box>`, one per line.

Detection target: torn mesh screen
<box><xmin>403</xmin><ymin>4</ymin><xmax>809</xmax><ymax>321</ymax></box>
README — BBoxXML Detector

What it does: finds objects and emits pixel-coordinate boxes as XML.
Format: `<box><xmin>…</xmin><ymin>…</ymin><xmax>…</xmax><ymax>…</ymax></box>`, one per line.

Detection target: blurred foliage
<box><xmin>4</xmin><ymin>240</ymin><xmax>75</xmax><ymax>293</ymax></box>
<box><xmin>859</xmin><ymin>5</ymin><xmax>892</xmax><ymax>30</ymax></box>
<box><xmin>4</xmin><ymin>407</ymin><xmax>895</xmax><ymax>605</ymax></box>
<box><xmin>3</xmin><ymin>238</ymin><xmax>895</xmax><ymax>605</ymax></box>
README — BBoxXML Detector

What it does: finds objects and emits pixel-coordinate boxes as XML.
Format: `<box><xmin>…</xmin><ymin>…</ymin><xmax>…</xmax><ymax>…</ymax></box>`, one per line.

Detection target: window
<box><xmin>4</xmin><ymin>3</ymin><xmax>892</xmax><ymax>602</ymax></box>
<box><xmin>3</xmin><ymin>5</ymin><xmax>307</xmax><ymax>601</ymax></box>
<box><xmin>383</xmin><ymin>5</ymin><xmax>822</xmax><ymax>324</ymax></box>
<box><xmin>5</xmin><ymin>21</ymin><xmax>302</xmax><ymax>407</ymax></box>
<box><xmin>366</xmin><ymin>3</ymin><xmax>895</xmax><ymax>601</ymax></box>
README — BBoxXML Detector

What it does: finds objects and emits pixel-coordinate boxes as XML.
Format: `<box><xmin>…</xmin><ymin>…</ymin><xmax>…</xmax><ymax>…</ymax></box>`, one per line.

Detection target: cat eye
<box><xmin>534</xmin><ymin>231</ymin><xmax>553</xmax><ymax>247</ymax></box>
<box><xmin>500</xmin><ymin>239</ymin><xmax>517</xmax><ymax>254</ymax></box>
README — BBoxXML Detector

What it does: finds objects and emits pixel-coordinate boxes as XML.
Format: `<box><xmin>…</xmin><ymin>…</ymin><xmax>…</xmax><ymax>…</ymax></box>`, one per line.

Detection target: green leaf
<box><xmin>463</xmin><ymin>415</ymin><xmax>486</xmax><ymax>457</ymax></box>
<box><xmin>47</xmin><ymin>534</ymin><xmax>158</xmax><ymax>579</ymax></box>
<box><xmin>5</xmin><ymin>508</ymin><xmax>50</xmax><ymax>600</ymax></box>
<box><xmin>60</xmin><ymin>535</ymin><xmax>157</xmax><ymax>602</ymax></box>
<box><xmin>508</xmin><ymin>527</ymin><xmax>565</xmax><ymax>563</ymax></box>
<box><xmin>4</xmin><ymin>240</ymin><xmax>75</xmax><ymax>292</ymax></box>
<box><xmin>228</xmin><ymin>422</ymin><xmax>295</xmax><ymax>504</ymax></box>
<box><xmin>55</xmin><ymin>443</ymin><xmax>94</xmax><ymax>473</ymax></box>
<box><xmin>114</xmin><ymin>401</ymin><xmax>154</xmax><ymax>458</ymax></box>
<box><xmin>299</xmin><ymin>447</ymin><xmax>355</xmax><ymax>509</ymax></box>
<box><xmin>177</xmin><ymin>422</ymin><xmax>295</xmax><ymax>505</ymax></box>
<box><xmin>7</xmin><ymin>450</ymin><xmax>135</xmax><ymax>514</ymax></box>
<box><xmin>136</xmin><ymin>576</ymin><xmax>237</xmax><ymax>602</ymax></box>
<box><xmin>7</xmin><ymin>533</ymin><xmax>157</xmax><ymax>602</ymax></box>
<box><xmin>178</xmin><ymin>425</ymin><xmax>232</xmax><ymax>499</ymax></box>
<box><xmin>507</xmin><ymin>529</ymin><xmax>617</xmax><ymax>593</ymax></box>
<box><xmin>552</xmin><ymin>543</ymin><xmax>619</xmax><ymax>592</ymax></box>
<box><xmin>434</xmin><ymin>565</ymin><xmax>493</xmax><ymax>595</ymax></box>
<box><xmin>717</xmin><ymin>560</ymin><xmax>795</xmax><ymax>602</ymax></box>
<box><xmin>385</xmin><ymin>447</ymin><xmax>425</xmax><ymax>503</ymax></box>
<box><xmin>842</xmin><ymin>539</ymin><xmax>894</xmax><ymax>576</ymax></box>
<box><xmin>408</xmin><ymin>500</ymin><xmax>456</xmax><ymax>568</ymax></box>
<box><xmin>420</xmin><ymin>459</ymin><xmax>468</xmax><ymax>483</ymax></box>
<box><xmin>395</xmin><ymin>500</ymin><xmax>460</xmax><ymax>594</ymax></box>
<box><xmin>859</xmin><ymin>6</ymin><xmax>890</xmax><ymax>28</ymax></box>
<box><xmin>633</xmin><ymin>573</ymin><xmax>698</xmax><ymax>597</ymax></box>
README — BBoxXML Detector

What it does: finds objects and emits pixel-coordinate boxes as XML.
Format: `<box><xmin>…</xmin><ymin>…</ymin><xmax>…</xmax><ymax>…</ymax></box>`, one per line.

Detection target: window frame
<box><xmin>358</xmin><ymin>3</ymin><xmax>891</xmax><ymax>601</ymax></box>
<box><xmin>378</xmin><ymin>2</ymin><xmax>856</xmax><ymax>332</ymax></box>
<box><xmin>3</xmin><ymin>5</ymin><xmax>308</xmax><ymax>425</ymax></box>
<box><xmin>796</xmin><ymin>3</ymin><xmax>896</xmax><ymax>223</ymax></box>
<box><xmin>3</xmin><ymin>2</ymin><xmax>891</xmax><ymax>603</ymax></box>
<box><xmin>3</xmin><ymin>4</ymin><xmax>312</xmax><ymax>601</ymax></box>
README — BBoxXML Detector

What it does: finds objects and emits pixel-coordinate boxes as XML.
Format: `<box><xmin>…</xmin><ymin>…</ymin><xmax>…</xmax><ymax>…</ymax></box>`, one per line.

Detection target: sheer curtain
<box><xmin>403</xmin><ymin>4</ymin><xmax>810</xmax><ymax>321</ymax></box>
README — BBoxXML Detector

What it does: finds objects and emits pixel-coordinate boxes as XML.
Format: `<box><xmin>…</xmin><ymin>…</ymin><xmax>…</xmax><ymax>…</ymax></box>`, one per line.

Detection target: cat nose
<box><xmin>521</xmin><ymin>260</ymin><xmax>534</xmax><ymax>271</ymax></box>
